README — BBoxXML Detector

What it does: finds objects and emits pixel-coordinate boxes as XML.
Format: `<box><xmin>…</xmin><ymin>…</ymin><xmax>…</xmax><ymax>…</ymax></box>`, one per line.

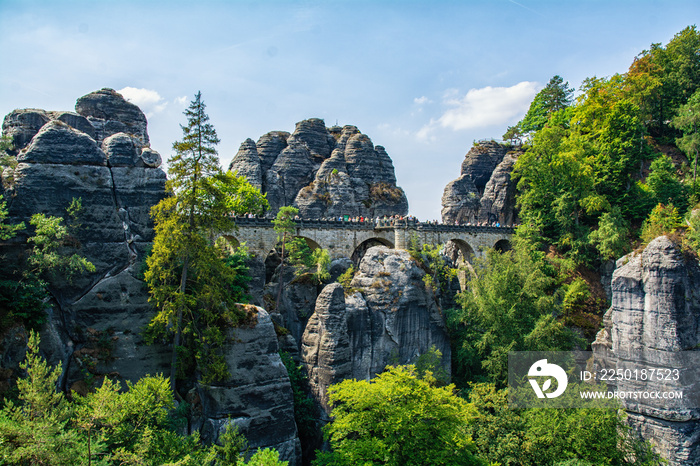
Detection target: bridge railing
<box><xmin>229</xmin><ymin>216</ymin><xmax>516</xmax><ymax>234</ymax></box>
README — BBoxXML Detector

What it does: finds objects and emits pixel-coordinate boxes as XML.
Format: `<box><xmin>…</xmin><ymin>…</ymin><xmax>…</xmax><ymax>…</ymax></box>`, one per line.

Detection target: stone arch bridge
<box><xmin>222</xmin><ymin>217</ymin><xmax>515</xmax><ymax>262</ymax></box>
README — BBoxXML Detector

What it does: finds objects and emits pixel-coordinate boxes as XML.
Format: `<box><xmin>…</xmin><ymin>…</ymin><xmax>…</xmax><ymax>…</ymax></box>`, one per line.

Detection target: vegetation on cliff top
<box><xmin>144</xmin><ymin>92</ymin><xmax>268</xmax><ymax>390</ymax></box>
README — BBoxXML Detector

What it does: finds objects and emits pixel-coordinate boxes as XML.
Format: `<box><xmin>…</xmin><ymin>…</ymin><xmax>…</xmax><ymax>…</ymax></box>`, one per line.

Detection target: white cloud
<box><xmin>174</xmin><ymin>96</ymin><xmax>188</xmax><ymax>107</ymax></box>
<box><xmin>417</xmin><ymin>81</ymin><xmax>539</xmax><ymax>140</ymax></box>
<box><xmin>118</xmin><ymin>87</ymin><xmax>168</xmax><ymax>117</ymax></box>
<box><xmin>439</xmin><ymin>81</ymin><xmax>539</xmax><ymax>130</ymax></box>
<box><xmin>414</xmin><ymin>96</ymin><xmax>432</xmax><ymax>105</ymax></box>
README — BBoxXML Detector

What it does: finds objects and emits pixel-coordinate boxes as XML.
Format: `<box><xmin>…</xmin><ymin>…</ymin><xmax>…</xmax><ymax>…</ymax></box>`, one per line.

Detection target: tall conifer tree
<box><xmin>145</xmin><ymin>92</ymin><xmax>267</xmax><ymax>393</ymax></box>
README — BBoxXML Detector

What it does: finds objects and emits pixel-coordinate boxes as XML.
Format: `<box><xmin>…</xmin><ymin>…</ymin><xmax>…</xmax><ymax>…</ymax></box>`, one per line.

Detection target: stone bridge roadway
<box><xmin>221</xmin><ymin>217</ymin><xmax>515</xmax><ymax>262</ymax></box>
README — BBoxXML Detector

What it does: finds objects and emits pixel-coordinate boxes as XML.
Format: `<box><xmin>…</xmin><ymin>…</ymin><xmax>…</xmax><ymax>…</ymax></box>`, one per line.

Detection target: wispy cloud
<box><xmin>417</xmin><ymin>81</ymin><xmax>539</xmax><ymax>140</ymax></box>
<box><xmin>414</xmin><ymin>96</ymin><xmax>432</xmax><ymax>105</ymax></box>
<box><xmin>118</xmin><ymin>87</ymin><xmax>168</xmax><ymax>117</ymax></box>
<box><xmin>508</xmin><ymin>0</ymin><xmax>546</xmax><ymax>18</ymax></box>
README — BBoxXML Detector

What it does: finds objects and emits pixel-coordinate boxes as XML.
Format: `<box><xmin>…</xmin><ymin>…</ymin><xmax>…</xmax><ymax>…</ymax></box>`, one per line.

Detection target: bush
<box><xmin>640</xmin><ymin>203</ymin><xmax>683</xmax><ymax>244</ymax></box>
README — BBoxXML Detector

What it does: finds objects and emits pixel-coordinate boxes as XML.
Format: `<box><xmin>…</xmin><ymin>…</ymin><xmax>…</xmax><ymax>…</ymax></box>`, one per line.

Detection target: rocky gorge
<box><xmin>0</xmin><ymin>90</ymin><xmax>446</xmax><ymax>465</ymax></box>
<box><xmin>1</xmin><ymin>88</ymin><xmax>699</xmax><ymax>465</ymax></box>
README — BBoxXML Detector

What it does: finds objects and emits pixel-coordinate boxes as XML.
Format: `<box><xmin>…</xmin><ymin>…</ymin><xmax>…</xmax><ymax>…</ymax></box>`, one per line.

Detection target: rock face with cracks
<box><xmin>301</xmin><ymin>246</ymin><xmax>451</xmax><ymax>416</ymax></box>
<box><xmin>0</xmin><ymin>89</ymin><xmax>302</xmax><ymax>465</ymax></box>
<box><xmin>2</xmin><ymin>89</ymin><xmax>169</xmax><ymax>390</ymax></box>
<box><xmin>592</xmin><ymin>236</ymin><xmax>700</xmax><ymax>466</ymax></box>
<box><xmin>229</xmin><ymin>119</ymin><xmax>408</xmax><ymax>218</ymax></box>
<box><xmin>441</xmin><ymin>140</ymin><xmax>519</xmax><ymax>225</ymax></box>
<box><xmin>192</xmin><ymin>307</ymin><xmax>301</xmax><ymax>465</ymax></box>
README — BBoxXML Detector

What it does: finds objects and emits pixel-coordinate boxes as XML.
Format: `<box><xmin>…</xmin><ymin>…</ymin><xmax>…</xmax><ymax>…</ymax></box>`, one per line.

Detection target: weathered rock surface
<box><xmin>441</xmin><ymin>141</ymin><xmax>520</xmax><ymax>224</ymax></box>
<box><xmin>75</xmin><ymin>88</ymin><xmax>149</xmax><ymax>145</ymax></box>
<box><xmin>229</xmin><ymin>119</ymin><xmax>408</xmax><ymax>218</ymax></box>
<box><xmin>593</xmin><ymin>236</ymin><xmax>700</xmax><ymax>465</ymax></box>
<box><xmin>2</xmin><ymin>89</ymin><xmax>303</xmax><ymax>465</ymax></box>
<box><xmin>2</xmin><ymin>109</ymin><xmax>51</xmax><ymax>150</ymax></box>
<box><xmin>230</xmin><ymin>138</ymin><xmax>263</xmax><ymax>191</ymax></box>
<box><xmin>301</xmin><ymin>246</ymin><xmax>451</xmax><ymax>416</ymax></box>
<box><xmin>264</xmin><ymin>264</ymin><xmax>320</xmax><ymax>357</ymax></box>
<box><xmin>2</xmin><ymin>89</ymin><xmax>168</xmax><ymax>392</ymax></box>
<box><xmin>17</xmin><ymin>120</ymin><xmax>106</xmax><ymax>166</ymax></box>
<box><xmin>193</xmin><ymin>307</ymin><xmax>301</xmax><ymax>465</ymax></box>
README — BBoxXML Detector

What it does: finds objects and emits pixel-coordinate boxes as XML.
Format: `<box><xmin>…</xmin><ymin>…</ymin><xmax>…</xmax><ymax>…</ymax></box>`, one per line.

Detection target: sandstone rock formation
<box><xmin>2</xmin><ymin>88</ymin><xmax>169</xmax><ymax>390</ymax></box>
<box><xmin>1</xmin><ymin>89</ymin><xmax>302</xmax><ymax>464</ymax></box>
<box><xmin>192</xmin><ymin>306</ymin><xmax>301</xmax><ymax>465</ymax></box>
<box><xmin>229</xmin><ymin>119</ymin><xmax>408</xmax><ymax>218</ymax></box>
<box><xmin>441</xmin><ymin>140</ymin><xmax>519</xmax><ymax>225</ymax></box>
<box><xmin>593</xmin><ymin>236</ymin><xmax>700</xmax><ymax>465</ymax></box>
<box><xmin>301</xmin><ymin>246</ymin><xmax>451</xmax><ymax>415</ymax></box>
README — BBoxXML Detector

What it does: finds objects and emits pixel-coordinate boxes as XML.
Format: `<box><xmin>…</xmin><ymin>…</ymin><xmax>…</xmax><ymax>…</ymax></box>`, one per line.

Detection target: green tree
<box><xmin>145</xmin><ymin>92</ymin><xmax>267</xmax><ymax>392</ymax></box>
<box><xmin>502</xmin><ymin>124</ymin><xmax>523</xmax><ymax>145</ymax></box>
<box><xmin>272</xmin><ymin>206</ymin><xmax>298</xmax><ymax>311</ymax></box>
<box><xmin>0</xmin><ymin>195</ymin><xmax>23</xmax><ymax>241</ymax></box>
<box><xmin>686</xmin><ymin>207</ymin><xmax>700</xmax><ymax>254</ymax></box>
<box><xmin>588</xmin><ymin>207</ymin><xmax>631</xmax><ymax>260</ymax></box>
<box><xmin>311</xmin><ymin>248</ymin><xmax>331</xmax><ymax>284</ymax></box>
<box><xmin>671</xmin><ymin>88</ymin><xmax>700</xmax><ymax>181</ymax></box>
<box><xmin>0</xmin><ymin>331</ymin><xmax>87</xmax><ymax>464</ymax></box>
<box><xmin>640</xmin><ymin>203</ymin><xmax>683</xmax><ymax>243</ymax></box>
<box><xmin>0</xmin><ymin>199</ymin><xmax>95</xmax><ymax>329</ymax></box>
<box><xmin>0</xmin><ymin>134</ymin><xmax>17</xmax><ymax>187</ymax></box>
<box><xmin>646</xmin><ymin>155</ymin><xmax>687</xmax><ymax>211</ymax></box>
<box><xmin>314</xmin><ymin>364</ymin><xmax>486</xmax><ymax>466</ymax></box>
<box><xmin>1</xmin><ymin>332</ymin><xmax>287</xmax><ymax>465</ymax></box>
<box><xmin>447</xmin><ymin>240</ymin><xmax>580</xmax><ymax>386</ymax></box>
<box><xmin>467</xmin><ymin>383</ymin><xmax>662</xmax><ymax>466</ymax></box>
<box><xmin>408</xmin><ymin>241</ymin><xmax>458</xmax><ymax>309</ymax></box>
<box><xmin>247</xmin><ymin>449</ymin><xmax>289</xmax><ymax>466</ymax></box>
<box><xmin>519</xmin><ymin>75</ymin><xmax>574</xmax><ymax>135</ymax></box>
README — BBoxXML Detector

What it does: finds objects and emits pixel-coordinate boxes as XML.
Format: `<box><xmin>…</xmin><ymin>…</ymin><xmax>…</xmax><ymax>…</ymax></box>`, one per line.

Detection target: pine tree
<box><xmin>145</xmin><ymin>92</ymin><xmax>267</xmax><ymax>393</ymax></box>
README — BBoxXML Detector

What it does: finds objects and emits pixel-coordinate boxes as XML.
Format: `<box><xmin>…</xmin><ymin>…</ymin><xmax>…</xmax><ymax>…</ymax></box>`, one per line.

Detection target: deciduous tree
<box><xmin>672</xmin><ymin>88</ymin><xmax>700</xmax><ymax>181</ymax></box>
<box><xmin>315</xmin><ymin>365</ymin><xmax>486</xmax><ymax>466</ymax></box>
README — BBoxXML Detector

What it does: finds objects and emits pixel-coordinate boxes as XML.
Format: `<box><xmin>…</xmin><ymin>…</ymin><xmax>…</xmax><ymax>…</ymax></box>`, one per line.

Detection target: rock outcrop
<box><xmin>229</xmin><ymin>119</ymin><xmax>408</xmax><ymax>218</ymax></box>
<box><xmin>593</xmin><ymin>236</ymin><xmax>700</xmax><ymax>465</ymax></box>
<box><xmin>1</xmin><ymin>89</ymin><xmax>302</xmax><ymax>465</ymax></box>
<box><xmin>2</xmin><ymin>88</ymin><xmax>169</xmax><ymax>390</ymax></box>
<box><xmin>441</xmin><ymin>140</ymin><xmax>519</xmax><ymax>225</ymax></box>
<box><xmin>75</xmin><ymin>87</ymin><xmax>150</xmax><ymax>145</ymax></box>
<box><xmin>193</xmin><ymin>306</ymin><xmax>301</xmax><ymax>465</ymax></box>
<box><xmin>301</xmin><ymin>246</ymin><xmax>451</xmax><ymax>415</ymax></box>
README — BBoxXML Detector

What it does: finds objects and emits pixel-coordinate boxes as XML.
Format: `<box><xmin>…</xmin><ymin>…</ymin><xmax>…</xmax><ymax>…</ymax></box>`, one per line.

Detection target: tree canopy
<box><xmin>145</xmin><ymin>91</ymin><xmax>268</xmax><ymax>391</ymax></box>
<box><xmin>314</xmin><ymin>365</ymin><xmax>486</xmax><ymax>466</ymax></box>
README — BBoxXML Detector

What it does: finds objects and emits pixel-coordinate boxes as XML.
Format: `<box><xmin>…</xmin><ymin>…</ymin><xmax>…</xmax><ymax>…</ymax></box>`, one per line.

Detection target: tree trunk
<box><xmin>170</xmin><ymin>256</ymin><xmax>189</xmax><ymax>398</ymax></box>
<box><xmin>275</xmin><ymin>232</ymin><xmax>286</xmax><ymax>313</ymax></box>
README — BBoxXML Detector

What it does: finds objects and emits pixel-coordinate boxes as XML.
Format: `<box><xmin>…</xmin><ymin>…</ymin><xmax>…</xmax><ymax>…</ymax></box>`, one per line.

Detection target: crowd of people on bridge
<box><xmin>237</xmin><ymin>212</ymin><xmax>517</xmax><ymax>229</ymax></box>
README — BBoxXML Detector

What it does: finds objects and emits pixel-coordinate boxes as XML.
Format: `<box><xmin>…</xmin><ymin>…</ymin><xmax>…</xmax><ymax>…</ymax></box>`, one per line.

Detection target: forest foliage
<box><xmin>2</xmin><ymin>24</ymin><xmax>700</xmax><ymax>466</ymax></box>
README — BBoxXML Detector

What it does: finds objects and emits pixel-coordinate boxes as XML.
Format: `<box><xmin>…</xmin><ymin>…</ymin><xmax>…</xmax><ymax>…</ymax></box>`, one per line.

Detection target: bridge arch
<box><xmin>351</xmin><ymin>237</ymin><xmax>395</xmax><ymax>265</ymax></box>
<box><xmin>444</xmin><ymin>238</ymin><xmax>475</xmax><ymax>265</ymax></box>
<box><xmin>494</xmin><ymin>239</ymin><xmax>512</xmax><ymax>252</ymax></box>
<box><xmin>216</xmin><ymin>235</ymin><xmax>241</xmax><ymax>253</ymax></box>
<box><xmin>294</xmin><ymin>236</ymin><xmax>322</xmax><ymax>251</ymax></box>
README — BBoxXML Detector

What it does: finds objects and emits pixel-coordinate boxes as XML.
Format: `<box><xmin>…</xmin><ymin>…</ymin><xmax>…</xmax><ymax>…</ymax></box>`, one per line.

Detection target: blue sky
<box><xmin>1</xmin><ymin>0</ymin><xmax>698</xmax><ymax>220</ymax></box>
